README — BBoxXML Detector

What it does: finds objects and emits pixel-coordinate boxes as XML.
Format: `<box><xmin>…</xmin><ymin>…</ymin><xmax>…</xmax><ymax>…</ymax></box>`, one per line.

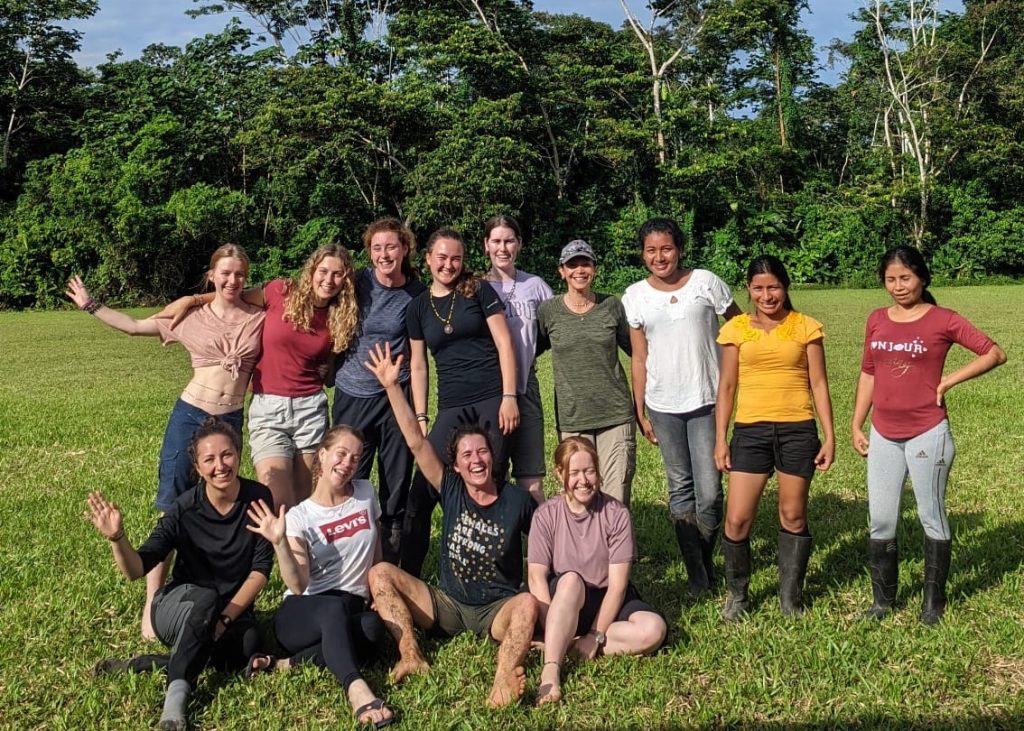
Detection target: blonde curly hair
<box><xmin>282</xmin><ymin>244</ymin><xmax>358</xmax><ymax>353</ymax></box>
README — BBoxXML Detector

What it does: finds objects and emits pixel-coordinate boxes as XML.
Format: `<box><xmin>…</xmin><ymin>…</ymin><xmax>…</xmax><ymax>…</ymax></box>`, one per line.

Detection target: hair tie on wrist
<box><xmin>108</xmin><ymin>529</ymin><xmax>125</xmax><ymax>542</ymax></box>
<box><xmin>502</xmin><ymin>393</ymin><xmax>517</xmax><ymax>399</ymax></box>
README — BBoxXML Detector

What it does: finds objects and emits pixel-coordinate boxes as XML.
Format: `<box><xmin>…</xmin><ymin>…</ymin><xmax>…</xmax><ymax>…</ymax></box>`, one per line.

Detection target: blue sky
<box><xmin>68</xmin><ymin>1</ymin><xmax>962</xmax><ymax>84</ymax></box>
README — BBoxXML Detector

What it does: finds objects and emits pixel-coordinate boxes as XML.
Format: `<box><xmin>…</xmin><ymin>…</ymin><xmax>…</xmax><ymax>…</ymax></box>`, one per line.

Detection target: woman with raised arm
<box><xmin>622</xmin><ymin>217</ymin><xmax>741</xmax><ymax>599</ymax></box>
<box><xmin>537</xmin><ymin>240</ymin><xmax>636</xmax><ymax>505</ymax></box>
<box><xmin>245</xmin><ymin>425</ymin><xmax>393</xmax><ymax>728</ymax></box>
<box><xmin>400</xmin><ymin>227</ymin><xmax>519</xmax><ymax>577</ymax></box>
<box><xmin>714</xmin><ymin>256</ymin><xmax>835</xmax><ymax>621</ymax></box>
<box><xmin>332</xmin><ymin>219</ymin><xmax>426</xmax><ymax>562</ymax></box>
<box><xmin>481</xmin><ymin>215</ymin><xmax>553</xmax><ymax>504</ymax></box>
<box><xmin>159</xmin><ymin>244</ymin><xmax>359</xmax><ymax>511</ymax></box>
<box><xmin>85</xmin><ymin>418</ymin><xmax>273</xmax><ymax>731</ymax></box>
<box><xmin>527</xmin><ymin>436</ymin><xmax>666</xmax><ymax>705</ymax></box>
<box><xmin>852</xmin><ymin>246</ymin><xmax>1005</xmax><ymax>625</ymax></box>
<box><xmin>68</xmin><ymin>244</ymin><xmax>264</xmax><ymax>640</ymax></box>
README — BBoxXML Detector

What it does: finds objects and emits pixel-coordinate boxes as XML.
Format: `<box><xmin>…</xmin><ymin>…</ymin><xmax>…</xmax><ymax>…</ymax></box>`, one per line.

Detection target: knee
<box><xmin>724</xmin><ymin>515</ymin><xmax>751</xmax><ymax>541</ymax></box>
<box><xmin>512</xmin><ymin>592</ymin><xmax>540</xmax><ymax>623</ymax></box>
<box><xmin>639</xmin><ymin>616</ymin><xmax>668</xmax><ymax>654</ymax></box>
<box><xmin>778</xmin><ymin>511</ymin><xmax>807</xmax><ymax>534</ymax></box>
<box><xmin>368</xmin><ymin>562</ymin><xmax>397</xmax><ymax>592</ymax></box>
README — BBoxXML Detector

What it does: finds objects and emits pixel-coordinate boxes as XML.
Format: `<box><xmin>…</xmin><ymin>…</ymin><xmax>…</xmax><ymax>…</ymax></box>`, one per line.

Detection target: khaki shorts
<box><xmin>428</xmin><ymin>587</ymin><xmax>515</xmax><ymax>640</ymax></box>
<box><xmin>559</xmin><ymin>420</ymin><xmax>636</xmax><ymax>506</ymax></box>
<box><xmin>248</xmin><ymin>391</ymin><xmax>328</xmax><ymax>464</ymax></box>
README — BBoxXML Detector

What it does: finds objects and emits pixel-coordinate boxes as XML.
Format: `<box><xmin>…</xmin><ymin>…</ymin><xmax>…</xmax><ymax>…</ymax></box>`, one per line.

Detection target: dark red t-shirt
<box><xmin>250</xmin><ymin>279</ymin><xmax>332</xmax><ymax>397</ymax></box>
<box><xmin>860</xmin><ymin>306</ymin><xmax>995</xmax><ymax>439</ymax></box>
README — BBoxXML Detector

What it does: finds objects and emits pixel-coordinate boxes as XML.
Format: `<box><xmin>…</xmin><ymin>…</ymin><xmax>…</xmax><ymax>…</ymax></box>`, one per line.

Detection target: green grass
<box><xmin>1</xmin><ymin>286</ymin><xmax>1022</xmax><ymax>730</ymax></box>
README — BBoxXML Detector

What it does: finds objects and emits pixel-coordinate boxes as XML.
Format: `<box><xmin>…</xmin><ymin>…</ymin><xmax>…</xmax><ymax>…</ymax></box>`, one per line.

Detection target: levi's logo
<box><xmin>319</xmin><ymin>509</ymin><xmax>370</xmax><ymax>543</ymax></box>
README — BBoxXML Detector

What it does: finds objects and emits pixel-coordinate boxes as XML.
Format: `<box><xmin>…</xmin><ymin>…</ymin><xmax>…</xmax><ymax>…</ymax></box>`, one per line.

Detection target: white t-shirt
<box><xmin>284</xmin><ymin>480</ymin><xmax>380</xmax><ymax>599</ymax></box>
<box><xmin>621</xmin><ymin>270</ymin><xmax>734</xmax><ymax>413</ymax></box>
<box><xmin>487</xmin><ymin>272</ymin><xmax>554</xmax><ymax>393</ymax></box>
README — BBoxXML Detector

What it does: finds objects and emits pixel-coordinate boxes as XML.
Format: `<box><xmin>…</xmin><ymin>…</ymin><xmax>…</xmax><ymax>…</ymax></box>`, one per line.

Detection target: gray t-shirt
<box><xmin>335</xmin><ymin>268</ymin><xmax>427</xmax><ymax>398</ymax></box>
<box><xmin>537</xmin><ymin>294</ymin><xmax>634</xmax><ymax>432</ymax></box>
<box><xmin>486</xmin><ymin>272</ymin><xmax>553</xmax><ymax>394</ymax></box>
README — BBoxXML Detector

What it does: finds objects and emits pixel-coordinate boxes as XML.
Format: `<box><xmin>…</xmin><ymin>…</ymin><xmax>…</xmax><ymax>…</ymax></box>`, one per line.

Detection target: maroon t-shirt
<box><xmin>860</xmin><ymin>306</ymin><xmax>995</xmax><ymax>439</ymax></box>
<box><xmin>527</xmin><ymin>493</ymin><xmax>634</xmax><ymax>589</ymax></box>
<box><xmin>250</xmin><ymin>279</ymin><xmax>332</xmax><ymax>397</ymax></box>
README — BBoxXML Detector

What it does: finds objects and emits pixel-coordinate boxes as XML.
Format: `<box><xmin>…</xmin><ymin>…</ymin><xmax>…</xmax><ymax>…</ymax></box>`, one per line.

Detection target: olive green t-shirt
<box><xmin>537</xmin><ymin>293</ymin><xmax>634</xmax><ymax>432</ymax></box>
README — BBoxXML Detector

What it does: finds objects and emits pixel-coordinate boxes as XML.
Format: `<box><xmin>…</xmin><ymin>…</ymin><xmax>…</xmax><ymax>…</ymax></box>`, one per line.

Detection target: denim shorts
<box><xmin>729</xmin><ymin>420</ymin><xmax>820</xmax><ymax>479</ymax></box>
<box><xmin>247</xmin><ymin>391</ymin><xmax>328</xmax><ymax>464</ymax></box>
<box><xmin>156</xmin><ymin>399</ymin><xmax>243</xmax><ymax>512</ymax></box>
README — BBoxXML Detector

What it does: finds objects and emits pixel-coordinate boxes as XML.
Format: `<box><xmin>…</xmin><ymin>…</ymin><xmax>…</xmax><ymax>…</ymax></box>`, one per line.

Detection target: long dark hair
<box><xmin>637</xmin><ymin>217</ymin><xmax>685</xmax><ymax>258</ymax></box>
<box><xmin>746</xmin><ymin>255</ymin><xmax>795</xmax><ymax>311</ymax></box>
<box><xmin>425</xmin><ymin>227</ymin><xmax>479</xmax><ymax>298</ymax></box>
<box><xmin>878</xmin><ymin>246</ymin><xmax>938</xmax><ymax>305</ymax></box>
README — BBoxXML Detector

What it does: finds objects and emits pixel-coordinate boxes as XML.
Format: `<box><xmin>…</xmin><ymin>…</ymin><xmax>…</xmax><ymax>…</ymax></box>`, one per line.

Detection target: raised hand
<box><xmin>246</xmin><ymin>499</ymin><xmax>287</xmax><ymax>546</ymax></box>
<box><xmin>65</xmin><ymin>276</ymin><xmax>93</xmax><ymax>309</ymax></box>
<box><xmin>84</xmin><ymin>491</ymin><xmax>123</xmax><ymax>540</ymax></box>
<box><xmin>364</xmin><ymin>342</ymin><xmax>404</xmax><ymax>389</ymax></box>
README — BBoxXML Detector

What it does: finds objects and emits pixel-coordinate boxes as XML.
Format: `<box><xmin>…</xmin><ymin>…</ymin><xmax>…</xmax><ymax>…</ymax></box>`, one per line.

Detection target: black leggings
<box><xmin>274</xmin><ymin>590</ymin><xmax>385</xmax><ymax>690</ymax></box>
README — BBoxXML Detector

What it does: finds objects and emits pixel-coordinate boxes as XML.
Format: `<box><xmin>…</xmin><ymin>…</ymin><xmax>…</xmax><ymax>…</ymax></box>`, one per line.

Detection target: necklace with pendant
<box><xmin>430</xmin><ymin>290</ymin><xmax>457</xmax><ymax>334</ymax></box>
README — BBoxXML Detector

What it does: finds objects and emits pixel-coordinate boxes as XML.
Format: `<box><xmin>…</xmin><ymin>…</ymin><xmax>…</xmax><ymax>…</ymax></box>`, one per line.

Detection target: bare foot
<box><xmin>390</xmin><ymin>654</ymin><xmax>429</xmax><ymax>684</ymax></box>
<box><xmin>141</xmin><ymin>610</ymin><xmax>156</xmax><ymax>642</ymax></box>
<box><xmin>536</xmin><ymin>662</ymin><xmax>562</xmax><ymax>706</ymax></box>
<box><xmin>487</xmin><ymin>665</ymin><xmax>526</xmax><ymax>708</ymax></box>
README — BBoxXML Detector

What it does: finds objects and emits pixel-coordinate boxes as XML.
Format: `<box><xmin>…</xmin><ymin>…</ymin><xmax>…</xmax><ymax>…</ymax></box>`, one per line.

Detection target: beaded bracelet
<box><xmin>82</xmin><ymin>298</ymin><xmax>102</xmax><ymax>315</ymax></box>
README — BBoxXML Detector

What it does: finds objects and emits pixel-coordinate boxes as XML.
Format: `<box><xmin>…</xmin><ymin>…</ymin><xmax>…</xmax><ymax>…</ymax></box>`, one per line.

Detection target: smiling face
<box><xmin>642</xmin><ymin>231</ymin><xmax>681</xmax><ymax>280</ymax></box>
<box><xmin>311</xmin><ymin>255</ymin><xmax>347</xmax><ymax>306</ymax></box>
<box><xmin>317</xmin><ymin>432</ymin><xmax>364</xmax><ymax>490</ymax></box>
<box><xmin>484</xmin><ymin>225</ymin><xmax>522</xmax><ymax>274</ymax></box>
<box><xmin>208</xmin><ymin>256</ymin><xmax>248</xmax><ymax>302</ymax></box>
<box><xmin>193</xmin><ymin>433</ymin><xmax>241</xmax><ymax>492</ymax></box>
<box><xmin>747</xmin><ymin>272</ymin><xmax>787</xmax><ymax>319</ymax></box>
<box><xmin>426</xmin><ymin>237</ymin><xmax>464</xmax><ymax>290</ymax></box>
<box><xmin>452</xmin><ymin>433</ymin><xmax>494</xmax><ymax>489</ymax></box>
<box><xmin>883</xmin><ymin>261</ymin><xmax>926</xmax><ymax>307</ymax></box>
<box><xmin>560</xmin><ymin>449</ymin><xmax>600</xmax><ymax>508</ymax></box>
<box><xmin>369</xmin><ymin>230</ymin><xmax>409</xmax><ymax>282</ymax></box>
<box><xmin>559</xmin><ymin>256</ymin><xmax>596</xmax><ymax>295</ymax></box>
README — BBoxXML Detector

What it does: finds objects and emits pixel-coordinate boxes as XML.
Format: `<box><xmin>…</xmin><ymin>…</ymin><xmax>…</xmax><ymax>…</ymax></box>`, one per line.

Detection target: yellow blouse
<box><xmin>716</xmin><ymin>311</ymin><xmax>824</xmax><ymax>423</ymax></box>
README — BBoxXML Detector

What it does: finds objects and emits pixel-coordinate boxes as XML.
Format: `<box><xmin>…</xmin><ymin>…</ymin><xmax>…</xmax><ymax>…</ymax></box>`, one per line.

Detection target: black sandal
<box><xmin>243</xmin><ymin>653</ymin><xmax>277</xmax><ymax>679</ymax></box>
<box><xmin>355</xmin><ymin>698</ymin><xmax>395</xmax><ymax>729</ymax></box>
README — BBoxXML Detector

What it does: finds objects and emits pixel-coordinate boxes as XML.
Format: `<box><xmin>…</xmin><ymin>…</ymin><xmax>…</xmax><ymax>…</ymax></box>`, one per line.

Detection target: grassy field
<box><xmin>1</xmin><ymin>286</ymin><xmax>1022</xmax><ymax>730</ymax></box>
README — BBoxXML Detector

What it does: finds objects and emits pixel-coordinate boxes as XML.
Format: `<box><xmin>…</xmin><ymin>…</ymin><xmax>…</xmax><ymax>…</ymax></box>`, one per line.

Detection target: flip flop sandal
<box><xmin>355</xmin><ymin>698</ymin><xmax>395</xmax><ymax>729</ymax></box>
<box><xmin>243</xmin><ymin>653</ymin><xmax>276</xmax><ymax>679</ymax></box>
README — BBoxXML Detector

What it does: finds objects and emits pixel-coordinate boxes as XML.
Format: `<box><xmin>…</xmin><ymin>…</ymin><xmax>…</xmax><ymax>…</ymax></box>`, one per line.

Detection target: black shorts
<box><xmin>546</xmin><ymin>574</ymin><xmax>661</xmax><ymax>637</ymax></box>
<box><xmin>729</xmin><ymin>420</ymin><xmax>821</xmax><ymax>479</ymax></box>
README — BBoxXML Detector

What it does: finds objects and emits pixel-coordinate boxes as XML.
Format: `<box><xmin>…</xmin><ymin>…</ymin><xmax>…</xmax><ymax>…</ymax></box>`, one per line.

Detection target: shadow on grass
<box><xmin>553</xmin><ymin>712</ymin><xmax>1024</xmax><ymax>730</ymax></box>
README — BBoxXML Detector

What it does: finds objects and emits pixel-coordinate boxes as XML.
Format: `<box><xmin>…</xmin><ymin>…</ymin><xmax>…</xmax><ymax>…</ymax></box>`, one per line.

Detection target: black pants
<box><xmin>332</xmin><ymin>386</ymin><xmax>414</xmax><ymax>533</ymax></box>
<box><xmin>274</xmin><ymin>590</ymin><xmax>385</xmax><ymax>690</ymax></box>
<box><xmin>152</xmin><ymin>583</ymin><xmax>260</xmax><ymax>686</ymax></box>
<box><xmin>400</xmin><ymin>395</ymin><xmax>509</xmax><ymax>577</ymax></box>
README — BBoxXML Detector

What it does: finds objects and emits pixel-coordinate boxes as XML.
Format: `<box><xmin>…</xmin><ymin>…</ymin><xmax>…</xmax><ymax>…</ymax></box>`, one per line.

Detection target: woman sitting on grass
<box><xmin>714</xmin><ymin>255</ymin><xmax>835</xmax><ymax>620</ymax></box>
<box><xmin>85</xmin><ymin>418</ymin><xmax>274</xmax><ymax>731</ymax></box>
<box><xmin>527</xmin><ymin>436</ymin><xmax>667</xmax><ymax>705</ymax></box>
<box><xmin>245</xmin><ymin>425</ymin><xmax>394</xmax><ymax>729</ymax></box>
<box><xmin>852</xmin><ymin>246</ymin><xmax>1006</xmax><ymax>625</ymax></box>
<box><xmin>68</xmin><ymin>244</ymin><xmax>265</xmax><ymax>640</ymax></box>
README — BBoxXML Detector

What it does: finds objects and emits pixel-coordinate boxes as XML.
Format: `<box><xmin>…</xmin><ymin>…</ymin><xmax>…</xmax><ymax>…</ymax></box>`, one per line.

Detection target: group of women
<box><xmin>73</xmin><ymin>215</ymin><xmax>1005</xmax><ymax>729</ymax></box>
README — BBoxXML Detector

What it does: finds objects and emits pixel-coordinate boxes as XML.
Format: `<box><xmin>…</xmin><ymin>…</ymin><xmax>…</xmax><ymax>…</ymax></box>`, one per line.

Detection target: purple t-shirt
<box><xmin>860</xmin><ymin>306</ymin><xmax>995</xmax><ymax>439</ymax></box>
<box><xmin>527</xmin><ymin>493</ymin><xmax>634</xmax><ymax>588</ymax></box>
<box><xmin>486</xmin><ymin>272</ymin><xmax>553</xmax><ymax>393</ymax></box>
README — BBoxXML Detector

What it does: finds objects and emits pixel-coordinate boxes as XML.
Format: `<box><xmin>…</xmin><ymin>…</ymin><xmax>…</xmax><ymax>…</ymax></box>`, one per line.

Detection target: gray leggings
<box><xmin>868</xmin><ymin>420</ymin><xmax>956</xmax><ymax>541</ymax></box>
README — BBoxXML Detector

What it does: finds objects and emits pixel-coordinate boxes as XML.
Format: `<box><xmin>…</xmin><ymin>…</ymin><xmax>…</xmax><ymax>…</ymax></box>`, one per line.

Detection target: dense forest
<box><xmin>2</xmin><ymin>0</ymin><xmax>1022</xmax><ymax>308</ymax></box>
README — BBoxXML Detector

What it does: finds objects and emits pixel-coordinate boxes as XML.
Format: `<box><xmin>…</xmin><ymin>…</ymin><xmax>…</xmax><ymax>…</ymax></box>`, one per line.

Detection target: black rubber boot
<box><xmin>920</xmin><ymin>537</ymin><xmax>952</xmax><ymax>626</ymax></box>
<box><xmin>698</xmin><ymin>524</ymin><xmax>718</xmax><ymax>586</ymax></box>
<box><xmin>673</xmin><ymin>513</ymin><xmax>711</xmax><ymax>598</ymax></box>
<box><xmin>720</xmin><ymin>536</ymin><xmax>751</xmax><ymax>622</ymax></box>
<box><xmin>863</xmin><ymin>538</ymin><xmax>898</xmax><ymax>620</ymax></box>
<box><xmin>777</xmin><ymin>530</ymin><xmax>812</xmax><ymax>617</ymax></box>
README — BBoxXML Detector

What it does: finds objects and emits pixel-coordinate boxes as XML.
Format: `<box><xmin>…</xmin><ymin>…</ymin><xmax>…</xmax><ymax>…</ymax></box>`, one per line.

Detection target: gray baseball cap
<box><xmin>558</xmin><ymin>239</ymin><xmax>597</xmax><ymax>265</ymax></box>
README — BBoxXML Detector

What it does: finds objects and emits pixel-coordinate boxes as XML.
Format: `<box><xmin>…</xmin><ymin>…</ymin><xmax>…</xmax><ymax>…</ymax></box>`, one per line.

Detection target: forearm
<box><xmin>851</xmin><ymin>373</ymin><xmax>874</xmax><ymax>430</ymax></box>
<box><xmin>592</xmin><ymin>583</ymin><xmax>627</xmax><ymax>634</ymax></box>
<box><xmin>715</xmin><ymin>389</ymin><xmax>734</xmax><ymax>444</ymax></box>
<box><xmin>110</xmin><ymin>537</ymin><xmax>145</xmax><ymax>580</ymax></box>
<box><xmin>811</xmin><ymin>380</ymin><xmax>835</xmax><ymax>442</ymax></box>
<box><xmin>221</xmin><ymin>571</ymin><xmax>268</xmax><ymax>620</ymax></box>
<box><xmin>942</xmin><ymin>347</ymin><xmax>1007</xmax><ymax>390</ymax></box>
<box><xmin>498</xmin><ymin>340</ymin><xmax>518</xmax><ymax>396</ymax></box>
<box><xmin>274</xmin><ymin>541</ymin><xmax>309</xmax><ymax>596</ymax></box>
<box><xmin>630</xmin><ymin>356</ymin><xmax>647</xmax><ymax>420</ymax></box>
<box><xmin>410</xmin><ymin>362</ymin><xmax>428</xmax><ymax>415</ymax></box>
<box><xmin>91</xmin><ymin>305</ymin><xmax>153</xmax><ymax>336</ymax></box>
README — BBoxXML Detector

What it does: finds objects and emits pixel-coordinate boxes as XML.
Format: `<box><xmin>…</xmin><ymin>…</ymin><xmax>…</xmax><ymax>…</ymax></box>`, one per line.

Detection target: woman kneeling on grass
<box><xmin>852</xmin><ymin>246</ymin><xmax>1006</xmax><ymax>625</ymax></box>
<box><xmin>86</xmin><ymin>418</ymin><xmax>273</xmax><ymax>731</ymax></box>
<box><xmin>527</xmin><ymin>436</ymin><xmax>667</xmax><ymax>705</ymax></box>
<box><xmin>245</xmin><ymin>425</ymin><xmax>394</xmax><ymax>728</ymax></box>
<box><xmin>68</xmin><ymin>244</ymin><xmax>265</xmax><ymax>640</ymax></box>
<box><xmin>714</xmin><ymin>256</ymin><xmax>835</xmax><ymax>620</ymax></box>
